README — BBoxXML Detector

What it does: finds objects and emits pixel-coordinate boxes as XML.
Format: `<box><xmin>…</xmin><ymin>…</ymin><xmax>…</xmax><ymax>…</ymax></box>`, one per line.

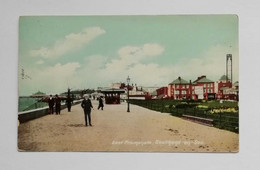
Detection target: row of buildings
<box><xmin>29</xmin><ymin>73</ymin><xmax>238</xmax><ymax>105</ymax></box>
<box><xmin>100</xmin><ymin>74</ymin><xmax>239</xmax><ymax>104</ymax></box>
<box><xmin>118</xmin><ymin>75</ymin><xmax>238</xmax><ymax>101</ymax></box>
<box><xmin>100</xmin><ymin>74</ymin><xmax>238</xmax><ymax>103</ymax></box>
<box><xmin>157</xmin><ymin>75</ymin><xmax>238</xmax><ymax>101</ymax></box>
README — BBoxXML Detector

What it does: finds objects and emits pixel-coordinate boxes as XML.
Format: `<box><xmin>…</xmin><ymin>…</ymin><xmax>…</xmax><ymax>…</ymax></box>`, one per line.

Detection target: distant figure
<box><xmin>66</xmin><ymin>96</ymin><xmax>72</xmax><ymax>112</ymax></box>
<box><xmin>48</xmin><ymin>94</ymin><xmax>54</xmax><ymax>114</ymax></box>
<box><xmin>81</xmin><ymin>95</ymin><xmax>93</xmax><ymax>126</ymax></box>
<box><xmin>55</xmin><ymin>94</ymin><xmax>61</xmax><ymax>115</ymax></box>
<box><xmin>98</xmin><ymin>97</ymin><xmax>104</xmax><ymax>110</ymax></box>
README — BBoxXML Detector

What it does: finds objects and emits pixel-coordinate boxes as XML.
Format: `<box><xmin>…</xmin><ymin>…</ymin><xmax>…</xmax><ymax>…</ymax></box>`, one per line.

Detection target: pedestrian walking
<box><xmin>98</xmin><ymin>96</ymin><xmax>104</xmax><ymax>110</ymax></box>
<box><xmin>81</xmin><ymin>95</ymin><xmax>93</xmax><ymax>126</ymax></box>
<box><xmin>55</xmin><ymin>94</ymin><xmax>61</xmax><ymax>115</ymax></box>
<box><xmin>66</xmin><ymin>96</ymin><xmax>72</xmax><ymax>112</ymax></box>
<box><xmin>48</xmin><ymin>94</ymin><xmax>54</xmax><ymax>114</ymax></box>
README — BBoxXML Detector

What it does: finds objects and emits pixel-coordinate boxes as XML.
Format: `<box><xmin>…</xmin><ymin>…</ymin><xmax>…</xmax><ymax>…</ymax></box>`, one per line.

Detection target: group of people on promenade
<box><xmin>48</xmin><ymin>93</ymin><xmax>104</xmax><ymax>127</ymax></box>
<box><xmin>48</xmin><ymin>94</ymin><xmax>62</xmax><ymax>115</ymax></box>
<box><xmin>48</xmin><ymin>94</ymin><xmax>74</xmax><ymax>114</ymax></box>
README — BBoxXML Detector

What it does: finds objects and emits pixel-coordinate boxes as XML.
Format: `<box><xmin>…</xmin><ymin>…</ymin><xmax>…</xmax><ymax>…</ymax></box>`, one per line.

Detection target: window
<box><xmin>182</xmin><ymin>85</ymin><xmax>185</xmax><ymax>88</ymax></box>
<box><xmin>175</xmin><ymin>91</ymin><xmax>179</xmax><ymax>94</ymax></box>
<box><xmin>182</xmin><ymin>91</ymin><xmax>186</xmax><ymax>94</ymax></box>
<box><xmin>176</xmin><ymin>85</ymin><xmax>179</xmax><ymax>88</ymax></box>
<box><xmin>204</xmin><ymin>84</ymin><xmax>206</xmax><ymax>87</ymax></box>
<box><xmin>207</xmin><ymin>89</ymin><xmax>210</xmax><ymax>93</ymax></box>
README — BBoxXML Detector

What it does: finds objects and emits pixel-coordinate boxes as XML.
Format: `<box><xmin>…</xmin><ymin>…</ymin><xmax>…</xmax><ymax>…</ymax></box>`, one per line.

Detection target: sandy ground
<box><xmin>18</xmin><ymin>100</ymin><xmax>239</xmax><ymax>152</ymax></box>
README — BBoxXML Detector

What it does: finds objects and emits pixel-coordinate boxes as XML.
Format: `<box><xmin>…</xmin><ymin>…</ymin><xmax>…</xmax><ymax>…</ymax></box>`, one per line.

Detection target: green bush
<box><xmin>175</xmin><ymin>103</ymin><xmax>188</xmax><ymax>108</ymax></box>
<box><xmin>129</xmin><ymin>99</ymin><xmax>239</xmax><ymax>133</ymax></box>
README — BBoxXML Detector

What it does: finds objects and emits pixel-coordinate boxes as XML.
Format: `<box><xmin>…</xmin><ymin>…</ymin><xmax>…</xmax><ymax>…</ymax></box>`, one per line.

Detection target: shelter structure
<box><xmin>101</xmin><ymin>89</ymin><xmax>126</xmax><ymax>104</ymax></box>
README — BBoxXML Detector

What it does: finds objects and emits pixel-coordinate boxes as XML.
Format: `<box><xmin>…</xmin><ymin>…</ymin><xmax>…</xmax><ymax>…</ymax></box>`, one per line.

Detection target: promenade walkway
<box><xmin>18</xmin><ymin>100</ymin><xmax>238</xmax><ymax>152</ymax></box>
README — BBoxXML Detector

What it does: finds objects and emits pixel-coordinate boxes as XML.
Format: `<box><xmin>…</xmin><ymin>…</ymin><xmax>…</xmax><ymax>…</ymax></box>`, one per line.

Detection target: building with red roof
<box><xmin>167</xmin><ymin>77</ymin><xmax>192</xmax><ymax>100</ymax></box>
<box><xmin>192</xmin><ymin>75</ymin><xmax>215</xmax><ymax>100</ymax></box>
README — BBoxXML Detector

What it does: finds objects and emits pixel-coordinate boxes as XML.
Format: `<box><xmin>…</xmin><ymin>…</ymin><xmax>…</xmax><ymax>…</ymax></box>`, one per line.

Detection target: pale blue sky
<box><xmin>19</xmin><ymin>15</ymin><xmax>238</xmax><ymax>95</ymax></box>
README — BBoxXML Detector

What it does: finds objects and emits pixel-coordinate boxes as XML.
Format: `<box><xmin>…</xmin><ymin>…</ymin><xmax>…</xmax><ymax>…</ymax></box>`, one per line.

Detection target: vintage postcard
<box><xmin>18</xmin><ymin>15</ymin><xmax>239</xmax><ymax>152</ymax></box>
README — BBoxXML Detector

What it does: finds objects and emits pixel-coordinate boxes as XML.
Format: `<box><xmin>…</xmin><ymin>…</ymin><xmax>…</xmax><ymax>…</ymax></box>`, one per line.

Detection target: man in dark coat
<box><xmin>48</xmin><ymin>94</ymin><xmax>54</xmax><ymax>114</ymax></box>
<box><xmin>66</xmin><ymin>96</ymin><xmax>72</xmax><ymax>112</ymax></box>
<box><xmin>98</xmin><ymin>97</ymin><xmax>104</xmax><ymax>110</ymax></box>
<box><xmin>55</xmin><ymin>94</ymin><xmax>61</xmax><ymax>115</ymax></box>
<box><xmin>81</xmin><ymin>95</ymin><xmax>93</xmax><ymax>126</ymax></box>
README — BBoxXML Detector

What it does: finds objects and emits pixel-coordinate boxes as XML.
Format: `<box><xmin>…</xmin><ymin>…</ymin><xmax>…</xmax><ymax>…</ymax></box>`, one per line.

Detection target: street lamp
<box><xmin>127</xmin><ymin>76</ymin><xmax>130</xmax><ymax>112</ymax></box>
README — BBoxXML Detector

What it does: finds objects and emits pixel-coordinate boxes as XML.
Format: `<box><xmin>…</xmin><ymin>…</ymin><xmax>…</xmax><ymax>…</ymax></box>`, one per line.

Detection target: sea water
<box><xmin>18</xmin><ymin>97</ymin><xmax>47</xmax><ymax>112</ymax></box>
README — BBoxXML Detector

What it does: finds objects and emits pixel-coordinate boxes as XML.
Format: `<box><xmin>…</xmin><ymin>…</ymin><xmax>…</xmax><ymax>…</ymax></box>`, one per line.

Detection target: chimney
<box><xmin>178</xmin><ymin>76</ymin><xmax>181</xmax><ymax>80</ymax></box>
<box><xmin>197</xmin><ymin>75</ymin><xmax>206</xmax><ymax>81</ymax></box>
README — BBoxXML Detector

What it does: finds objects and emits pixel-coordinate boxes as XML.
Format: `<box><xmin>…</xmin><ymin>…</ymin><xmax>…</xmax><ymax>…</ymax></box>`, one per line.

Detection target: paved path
<box><xmin>18</xmin><ymin>100</ymin><xmax>238</xmax><ymax>152</ymax></box>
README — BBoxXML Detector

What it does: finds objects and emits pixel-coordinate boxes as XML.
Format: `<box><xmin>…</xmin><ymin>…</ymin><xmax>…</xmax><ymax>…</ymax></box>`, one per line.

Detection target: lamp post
<box><xmin>127</xmin><ymin>76</ymin><xmax>130</xmax><ymax>112</ymax></box>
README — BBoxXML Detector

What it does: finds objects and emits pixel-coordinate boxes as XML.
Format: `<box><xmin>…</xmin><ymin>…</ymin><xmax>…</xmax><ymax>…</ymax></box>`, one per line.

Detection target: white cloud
<box><xmin>94</xmin><ymin>44</ymin><xmax>238</xmax><ymax>87</ymax></box>
<box><xmin>36</xmin><ymin>60</ymin><xmax>44</xmax><ymax>65</ymax></box>
<box><xmin>40</xmin><ymin>62</ymin><xmax>80</xmax><ymax>78</ymax></box>
<box><xmin>20</xmin><ymin>62</ymin><xmax>81</xmax><ymax>95</ymax></box>
<box><xmin>84</xmin><ymin>55</ymin><xmax>108</xmax><ymax>69</ymax></box>
<box><xmin>128</xmin><ymin>63</ymin><xmax>175</xmax><ymax>86</ymax></box>
<box><xmin>142</xmin><ymin>43</ymin><xmax>165</xmax><ymax>56</ymax></box>
<box><xmin>30</xmin><ymin>27</ymin><xmax>106</xmax><ymax>58</ymax></box>
<box><xmin>20</xmin><ymin>44</ymin><xmax>238</xmax><ymax>96</ymax></box>
<box><xmin>95</xmin><ymin>43</ymin><xmax>173</xmax><ymax>86</ymax></box>
<box><xmin>104</xmin><ymin>43</ymin><xmax>164</xmax><ymax>73</ymax></box>
<box><xmin>118</xmin><ymin>43</ymin><xmax>164</xmax><ymax>61</ymax></box>
<box><xmin>173</xmin><ymin>45</ymin><xmax>239</xmax><ymax>82</ymax></box>
<box><xmin>76</xmin><ymin>55</ymin><xmax>109</xmax><ymax>88</ymax></box>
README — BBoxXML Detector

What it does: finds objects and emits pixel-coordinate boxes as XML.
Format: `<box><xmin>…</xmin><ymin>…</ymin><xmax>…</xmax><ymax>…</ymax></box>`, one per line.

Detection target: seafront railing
<box><xmin>129</xmin><ymin>99</ymin><xmax>239</xmax><ymax>133</ymax></box>
<box><xmin>18</xmin><ymin>100</ymin><xmax>83</xmax><ymax>123</ymax></box>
